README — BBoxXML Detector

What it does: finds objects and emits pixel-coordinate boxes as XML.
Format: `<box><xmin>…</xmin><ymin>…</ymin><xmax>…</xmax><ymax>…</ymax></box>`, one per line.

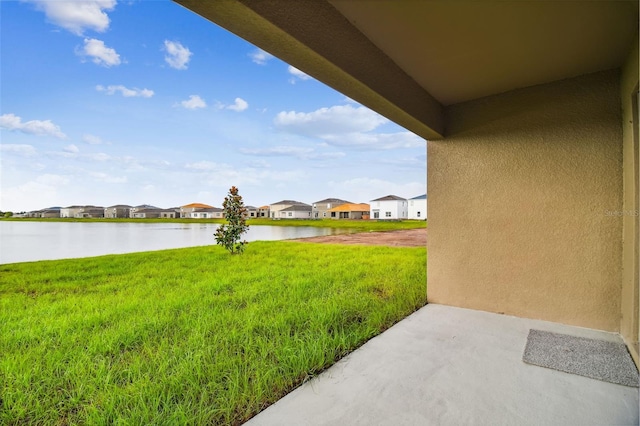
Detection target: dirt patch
<box><xmin>290</xmin><ymin>228</ymin><xmax>426</xmax><ymax>247</ymax></box>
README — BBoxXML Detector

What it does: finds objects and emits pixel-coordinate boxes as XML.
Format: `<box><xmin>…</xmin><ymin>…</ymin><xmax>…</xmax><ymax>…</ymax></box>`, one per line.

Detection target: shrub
<box><xmin>214</xmin><ymin>186</ymin><xmax>249</xmax><ymax>254</ymax></box>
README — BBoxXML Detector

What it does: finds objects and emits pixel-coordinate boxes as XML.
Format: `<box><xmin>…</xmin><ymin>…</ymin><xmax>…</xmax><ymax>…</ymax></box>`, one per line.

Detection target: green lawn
<box><xmin>0</xmin><ymin>241</ymin><xmax>426</xmax><ymax>425</ymax></box>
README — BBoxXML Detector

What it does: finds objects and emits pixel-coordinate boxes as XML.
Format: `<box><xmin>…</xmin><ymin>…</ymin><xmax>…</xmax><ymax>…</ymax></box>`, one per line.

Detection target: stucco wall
<box><xmin>428</xmin><ymin>70</ymin><xmax>623</xmax><ymax>331</ymax></box>
<box><xmin>620</xmin><ymin>37</ymin><xmax>639</xmax><ymax>360</ymax></box>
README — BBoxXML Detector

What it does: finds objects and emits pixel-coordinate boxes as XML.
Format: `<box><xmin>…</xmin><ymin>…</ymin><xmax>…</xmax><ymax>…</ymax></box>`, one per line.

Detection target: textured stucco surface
<box><xmin>428</xmin><ymin>70</ymin><xmax>623</xmax><ymax>331</ymax></box>
<box><xmin>620</xmin><ymin>37</ymin><xmax>639</xmax><ymax>362</ymax></box>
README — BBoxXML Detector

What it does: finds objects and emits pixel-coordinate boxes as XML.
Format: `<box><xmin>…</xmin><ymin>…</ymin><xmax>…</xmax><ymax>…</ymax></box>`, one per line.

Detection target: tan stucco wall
<box><xmin>428</xmin><ymin>70</ymin><xmax>623</xmax><ymax>331</ymax></box>
<box><xmin>620</xmin><ymin>37</ymin><xmax>639</xmax><ymax>362</ymax></box>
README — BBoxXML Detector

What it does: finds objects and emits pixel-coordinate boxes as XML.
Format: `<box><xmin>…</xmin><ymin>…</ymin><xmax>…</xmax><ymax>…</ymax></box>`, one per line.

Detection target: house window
<box><xmin>288</xmin><ymin>212</ymin><xmax>292</xmax><ymax>217</ymax></box>
<box><xmin>385</xmin><ymin>212</ymin><xmax>392</xmax><ymax>217</ymax></box>
<box><xmin>417</xmin><ymin>211</ymin><xmax>421</xmax><ymax>217</ymax></box>
<box><xmin>331</xmin><ymin>212</ymin><xmax>336</xmax><ymax>217</ymax></box>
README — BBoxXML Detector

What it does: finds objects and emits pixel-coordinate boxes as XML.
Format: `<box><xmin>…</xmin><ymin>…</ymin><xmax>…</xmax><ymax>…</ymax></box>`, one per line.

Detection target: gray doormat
<box><xmin>523</xmin><ymin>329</ymin><xmax>638</xmax><ymax>387</ymax></box>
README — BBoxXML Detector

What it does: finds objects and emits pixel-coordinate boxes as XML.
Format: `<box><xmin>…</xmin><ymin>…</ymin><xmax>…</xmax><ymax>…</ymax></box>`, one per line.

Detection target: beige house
<box><xmin>180</xmin><ymin>203</ymin><xmax>214</xmax><ymax>218</ymax></box>
<box><xmin>257</xmin><ymin>206</ymin><xmax>270</xmax><ymax>218</ymax></box>
<box><xmin>269</xmin><ymin>200</ymin><xmax>312</xmax><ymax>219</ymax></box>
<box><xmin>60</xmin><ymin>206</ymin><xmax>84</xmax><ymax>218</ymax></box>
<box><xmin>245</xmin><ymin>206</ymin><xmax>258</xmax><ymax>218</ymax></box>
<box><xmin>178</xmin><ymin>1</ymin><xmax>639</xmax><ymax>368</ymax></box>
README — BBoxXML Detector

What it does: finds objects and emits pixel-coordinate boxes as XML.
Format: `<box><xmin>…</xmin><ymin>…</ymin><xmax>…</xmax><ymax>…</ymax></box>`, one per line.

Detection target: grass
<box><xmin>0</xmin><ymin>241</ymin><xmax>426</xmax><ymax>425</ymax></box>
<box><xmin>1</xmin><ymin>217</ymin><xmax>426</xmax><ymax>232</ymax></box>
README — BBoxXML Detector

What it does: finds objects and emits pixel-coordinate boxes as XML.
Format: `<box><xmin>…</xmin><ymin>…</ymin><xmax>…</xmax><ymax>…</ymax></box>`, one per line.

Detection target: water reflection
<box><xmin>0</xmin><ymin>222</ymin><xmax>348</xmax><ymax>264</ymax></box>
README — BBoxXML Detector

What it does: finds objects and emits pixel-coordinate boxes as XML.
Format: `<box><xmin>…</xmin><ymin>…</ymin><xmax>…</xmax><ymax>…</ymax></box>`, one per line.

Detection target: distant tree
<box><xmin>3</xmin><ymin>212</ymin><xmax>12</xmax><ymax>218</ymax></box>
<box><xmin>214</xmin><ymin>186</ymin><xmax>249</xmax><ymax>254</ymax></box>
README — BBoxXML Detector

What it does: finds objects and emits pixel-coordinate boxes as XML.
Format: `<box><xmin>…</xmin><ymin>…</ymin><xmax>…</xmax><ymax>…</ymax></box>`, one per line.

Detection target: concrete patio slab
<box><xmin>245</xmin><ymin>304</ymin><xmax>639</xmax><ymax>426</ymax></box>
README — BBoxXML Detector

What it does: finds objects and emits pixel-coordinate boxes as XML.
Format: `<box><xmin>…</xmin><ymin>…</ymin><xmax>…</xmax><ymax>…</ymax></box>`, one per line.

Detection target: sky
<box><xmin>0</xmin><ymin>0</ymin><xmax>427</xmax><ymax>212</ymax></box>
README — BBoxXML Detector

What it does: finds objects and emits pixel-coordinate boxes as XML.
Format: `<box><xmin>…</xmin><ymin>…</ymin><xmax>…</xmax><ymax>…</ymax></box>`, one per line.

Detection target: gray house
<box><xmin>73</xmin><ymin>206</ymin><xmax>105</xmax><ymax>218</ymax></box>
<box><xmin>130</xmin><ymin>205</ymin><xmax>160</xmax><ymax>217</ymax></box>
<box><xmin>190</xmin><ymin>207</ymin><xmax>224</xmax><ymax>219</ymax></box>
<box><xmin>131</xmin><ymin>208</ymin><xmax>163</xmax><ymax>219</ymax></box>
<box><xmin>104</xmin><ymin>204</ymin><xmax>132</xmax><ymax>218</ymax></box>
<box><xmin>312</xmin><ymin>198</ymin><xmax>351</xmax><ymax>219</ymax></box>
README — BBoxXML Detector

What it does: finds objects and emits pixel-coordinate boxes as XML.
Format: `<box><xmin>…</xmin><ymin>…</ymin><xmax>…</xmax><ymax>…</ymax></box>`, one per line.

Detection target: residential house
<box><xmin>131</xmin><ymin>208</ymin><xmax>162</xmax><ymax>219</ymax></box>
<box><xmin>158</xmin><ymin>208</ymin><xmax>179</xmax><ymax>219</ymax></box>
<box><xmin>327</xmin><ymin>203</ymin><xmax>370</xmax><ymax>220</ymax></box>
<box><xmin>312</xmin><ymin>198</ymin><xmax>351</xmax><ymax>219</ymax></box>
<box><xmin>39</xmin><ymin>208</ymin><xmax>61</xmax><ymax>218</ymax></box>
<box><xmin>104</xmin><ymin>204</ymin><xmax>132</xmax><ymax>218</ymax></box>
<box><xmin>130</xmin><ymin>205</ymin><xmax>160</xmax><ymax>217</ymax></box>
<box><xmin>408</xmin><ymin>194</ymin><xmax>427</xmax><ymax>220</ymax></box>
<box><xmin>176</xmin><ymin>1</ymin><xmax>639</xmax><ymax>419</ymax></box>
<box><xmin>279</xmin><ymin>204</ymin><xmax>312</xmax><ymax>219</ymax></box>
<box><xmin>60</xmin><ymin>206</ymin><xmax>84</xmax><ymax>218</ymax></box>
<box><xmin>74</xmin><ymin>206</ymin><xmax>104</xmax><ymax>218</ymax></box>
<box><xmin>257</xmin><ymin>206</ymin><xmax>270</xmax><ymax>218</ymax></box>
<box><xmin>190</xmin><ymin>207</ymin><xmax>224</xmax><ymax>219</ymax></box>
<box><xmin>246</xmin><ymin>206</ymin><xmax>258</xmax><ymax>218</ymax></box>
<box><xmin>180</xmin><ymin>203</ymin><xmax>214</xmax><ymax>218</ymax></box>
<box><xmin>26</xmin><ymin>207</ymin><xmax>61</xmax><ymax>218</ymax></box>
<box><xmin>269</xmin><ymin>200</ymin><xmax>312</xmax><ymax>219</ymax></box>
<box><xmin>370</xmin><ymin>195</ymin><xmax>408</xmax><ymax>220</ymax></box>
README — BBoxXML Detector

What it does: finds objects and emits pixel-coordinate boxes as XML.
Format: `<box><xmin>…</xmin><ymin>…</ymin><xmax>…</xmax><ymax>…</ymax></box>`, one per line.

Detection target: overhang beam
<box><xmin>174</xmin><ymin>0</ymin><xmax>445</xmax><ymax>140</ymax></box>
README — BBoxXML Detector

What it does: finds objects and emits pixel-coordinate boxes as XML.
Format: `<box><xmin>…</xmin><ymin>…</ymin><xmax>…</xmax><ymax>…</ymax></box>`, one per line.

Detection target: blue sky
<box><xmin>0</xmin><ymin>0</ymin><xmax>426</xmax><ymax>212</ymax></box>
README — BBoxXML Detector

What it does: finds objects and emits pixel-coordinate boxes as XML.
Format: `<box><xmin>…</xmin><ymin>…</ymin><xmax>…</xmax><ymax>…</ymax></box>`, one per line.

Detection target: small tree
<box><xmin>214</xmin><ymin>186</ymin><xmax>249</xmax><ymax>254</ymax></box>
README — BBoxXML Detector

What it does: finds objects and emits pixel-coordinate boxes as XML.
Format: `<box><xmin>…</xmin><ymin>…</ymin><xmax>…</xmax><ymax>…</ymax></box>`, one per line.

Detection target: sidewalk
<box><xmin>245</xmin><ymin>304</ymin><xmax>639</xmax><ymax>426</ymax></box>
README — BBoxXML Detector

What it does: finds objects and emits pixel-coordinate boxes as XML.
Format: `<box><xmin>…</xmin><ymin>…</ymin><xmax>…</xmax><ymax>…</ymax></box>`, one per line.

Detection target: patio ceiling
<box><xmin>175</xmin><ymin>0</ymin><xmax>638</xmax><ymax>140</ymax></box>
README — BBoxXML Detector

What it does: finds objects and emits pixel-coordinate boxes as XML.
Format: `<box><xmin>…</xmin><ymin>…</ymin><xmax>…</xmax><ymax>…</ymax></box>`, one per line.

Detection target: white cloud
<box><xmin>322</xmin><ymin>132</ymin><xmax>424</xmax><ymax>150</ymax></box>
<box><xmin>240</xmin><ymin>145</ymin><xmax>345</xmax><ymax>161</ymax></box>
<box><xmin>96</xmin><ymin>84</ymin><xmax>154</xmax><ymax>97</ymax></box>
<box><xmin>79</xmin><ymin>38</ymin><xmax>121</xmax><ymax>67</ymax></box>
<box><xmin>0</xmin><ymin>113</ymin><xmax>67</xmax><ymax>139</ymax></box>
<box><xmin>273</xmin><ymin>104</ymin><xmax>424</xmax><ymax>150</ymax></box>
<box><xmin>183</xmin><ymin>160</ymin><xmax>306</xmax><ymax>187</ymax></box>
<box><xmin>64</xmin><ymin>144</ymin><xmax>79</xmax><ymax>153</ymax></box>
<box><xmin>37</xmin><ymin>173</ymin><xmax>70</xmax><ymax>187</ymax></box>
<box><xmin>1</xmin><ymin>173</ymin><xmax>72</xmax><ymax>211</ymax></box>
<box><xmin>26</xmin><ymin>0</ymin><xmax>116</xmax><ymax>35</ymax></box>
<box><xmin>88</xmin><ymin>152</ymin><xmax>112</xmax><ymax>162</ymax></box>
<box><xmin>82</xmin><ymin>134</ymin><xmax>104</xmax><ymax>145</ymax></box>
<box><xmin>163</xmin><ymin>40</ymin><xmax>192</xmax><ymax>70</ymax></box>
<box><xmin>249</xmin><ymin>48</ymin><xmax>273</xmax><ymax>65</ymax></box>
<box><xmin>288</xmin><ymin>65</ymin><xmax>311</xmax><ymax>84</ymax></box>
<box><xmin>227</xmin><ymin>97</ymin><xmax>248</xmax><ymax>112</ymax></box>
<box><xmin>179</xmin><ymin>95</ymin><xmax>207</xmax><ymax>110</ymax></box>
<box><xmin>329</xmin><ymin>178</ymin><xmax>426</xmax><ymax>204</ymax></box>
<box><xmin>275</xmin><ymin>104</ymin><xmax>387</xmax><ymax>136</ymax></box>
<box><xmin>0</xmin><ymin>144</ymin><xmax>38</xmax><ymax>156</ymax></box>
<box><xmin>185</xmin><ymin>161</ymin><xmax>226</xmax><ymax>171</ymax></box>
<box><xmin>90</xmin><ymin>172</ymin><xmax>127</xmax><ymax>183</ymax></box>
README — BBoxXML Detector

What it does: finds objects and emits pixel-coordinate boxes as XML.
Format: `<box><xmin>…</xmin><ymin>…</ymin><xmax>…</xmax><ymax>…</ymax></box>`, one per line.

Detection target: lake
<box><xmin>0</xmin><ymin>221</ymin><xmax>349</xmax><ymax>264</ymax></box>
